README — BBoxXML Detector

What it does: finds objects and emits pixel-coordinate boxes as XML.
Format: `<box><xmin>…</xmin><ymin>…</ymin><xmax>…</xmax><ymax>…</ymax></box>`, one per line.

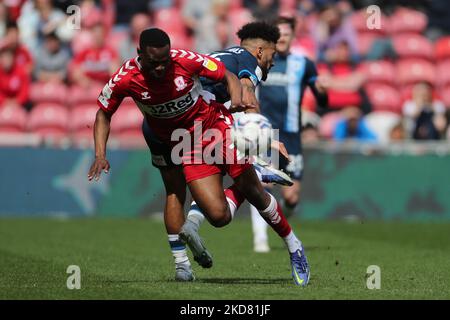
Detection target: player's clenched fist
<box><xmin>88</xmin><ymin>157</ymin><xmax>110</xmax><ymax>181</ymax></box>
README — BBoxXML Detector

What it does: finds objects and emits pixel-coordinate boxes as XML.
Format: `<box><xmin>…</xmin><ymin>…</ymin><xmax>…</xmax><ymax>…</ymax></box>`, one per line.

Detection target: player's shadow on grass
<box><xmin>197</xmin><ymin>277</ymin><xmax>291</xmax><ymax>285</ymax></box>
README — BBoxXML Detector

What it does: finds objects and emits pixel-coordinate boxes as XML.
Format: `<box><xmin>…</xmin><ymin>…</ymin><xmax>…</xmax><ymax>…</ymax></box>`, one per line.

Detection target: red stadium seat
<box><xmin>110</xmin><ymin>104</ymin><xmax>143</xmax><ymax>134</ymax></box>
<box><xmin>389</xmin><ymin>7</ymin><xmax>427</xmax><ymax>34</ymax></box>
<box><xmin>396</xmin><ymin>59</ymin><xmax>436</xmax><ymax>87</ymax></box>
<box><xmin>28</xmin><ymin>103</ymin><xmax>70</xmax><ymax>141</ymax></box>
<box><xmin>0</xmin><ymin>105</ymin><xmax>27</xmax><ymax>133</ymax></box>
<box><xmin>318</xmin><ymin>111</ymin><xmax>344</xmax><ymax>139</ymax></box>
<box><xmin>365</xmin><ymin>83</ymin><xmax>402</xmax><ymax>113</ymax></box>
<box><xmin>435</xmin><ymin>36</ymin><xmax>450</xmax><ymax>61</ymax></box>
<box><xmin>436</xmin><ymin>59</ymin><xmax>450</xmax><ymax>88</ymax></box>
<box><xmin>357</xmin><ymin>60</ymin><xmax>395</xmax><ymax>85</ymax></box>
<box><xmin>392</xmin><ymin>34</ymin><xmax>434</xmax><ymax>60</ymax></box>
<box><xmin>30</xmin><ymin>82</ymin><xmax>68</xmax><ymax>105</ymax></box>
<box><xmin>68</xmin><ymin>84</ymin><xmax>104</xmax><ymax>106</ymax></box>
<box><xmin>356</xmin><ymin>33</ymin><xmax>382</xmax><ymax>57</ymax></box>
<box><xmin>351</xmin><ymin>9</ymin><xmax>389</xmax><ymax>35</ymax></box>
<box><xmin>69</xmin><ymin>104</ymin><xmax>98</xmax><ymax>147</ymax></box>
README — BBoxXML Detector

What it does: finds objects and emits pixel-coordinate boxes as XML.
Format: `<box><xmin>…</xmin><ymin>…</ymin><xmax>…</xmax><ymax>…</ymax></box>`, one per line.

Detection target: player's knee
<box><xmin>208</xmin><ymin>204</ymin><xmax>232</xmax><ymax>228</ymax></box>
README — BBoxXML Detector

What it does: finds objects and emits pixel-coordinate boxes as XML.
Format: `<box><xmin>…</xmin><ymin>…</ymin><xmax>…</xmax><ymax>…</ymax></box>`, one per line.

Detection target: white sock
<box><xmin>226</xmin><ymin>197</ymin><xmax>237</xmax><ymax>220</ymax></box>
<box><xmin>250</xmin><ymin>204</ymin><xmax>268</xmax><ymax>244</ymax></box>
<box><xmin>283</xmin><ymin>231</ymin><xmax>302</xmax><ymax>253</ymax></box>
<box><xmin>187</xmin><ymin>201</ymin><xmax>205</xmax><ymax>230</ymax></box>
<box><xmin>168</xmin><ymin>234</ymin><xmax>190</xmax><ymax>265</ymax></box>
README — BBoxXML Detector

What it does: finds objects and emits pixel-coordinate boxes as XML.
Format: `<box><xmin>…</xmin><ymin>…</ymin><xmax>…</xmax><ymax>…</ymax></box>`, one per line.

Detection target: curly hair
<box><xmin>236</xmin><ymin>21</ymin><xmax>280</xmax><ymax>44</ymax></box>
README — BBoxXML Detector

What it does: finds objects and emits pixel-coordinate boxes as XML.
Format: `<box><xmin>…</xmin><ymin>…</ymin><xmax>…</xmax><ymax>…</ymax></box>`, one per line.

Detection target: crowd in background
<box><xmin>1</xmin><ymin>0</ymin><xmax>450</xmax><ymax>147</ymax></box>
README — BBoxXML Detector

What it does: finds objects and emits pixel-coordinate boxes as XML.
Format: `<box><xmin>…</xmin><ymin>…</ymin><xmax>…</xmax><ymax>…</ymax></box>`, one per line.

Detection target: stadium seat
<box><xmin>68</xmin><ymin>84</ymin><xmax>104</xmax><ymax>106</ymax></box>
<box><xmin>364</xmin><ymin>111</ymin><xmax>402</xmax><ymax>143</ymax></box>
<box><xmin>110</xmin><ymin>104</ymin><xmax>143</xmax><ymax>134</ymax></box>
<box><xmin>365</xmin><ymin>83</ymin><xmax>402</xmax><ymax>114</ymax></box>
<box><xmin>318</xmin><ymin>111</ymin><xmax>344</xmax><ymax>139</ymax></box>
<box><xmin>355</xmin><ymin>33</ymin><xmax>383</xmax><ymax>57</ymax></box>
<box><xmin>351</xmin><ymin>9</ymin><xmax>389</xmax><ymax>35</ymax></box>
<box><xmin>357</xmin><ymin>60</ymin><xmax>395</xmax><ymax>85</ymax></box>
<box><xmin>435</xmin><ymin>36</ymin><xmax>450</xmax><ymax>61</ymax></box>
<box><xmin>436</xmin><ymin>60</ymin><xmax>450</xmax><ymax>88</ymax></box>
<box><xmin>28</xmin><ymin>103</ymin><xmax>70</xmax><ymax>141</ymax></box>
<box><xmin>389</xmin><ymin>7</ymin><xmax>427</xmax><ymax>34</ymax></box>
<box><xmin>0</xmin><ymin>105</ymin><xmax>27</xmax><ymax>133</ymax></box>
<box><xmin>396</xmin><ymin>59</ymin><xmax>436</xmax><ymax>87</ymax></box>
<box><xmin>70</xmin><ymin>104</ymin><xmax>98</xmax><ymax>147</ymax></box>
<box><xmin>392</xmin><ymin>34</ymin><xmax>434</xmax><ymax>60</ymax></box>
<box><xmin>30</xmin><ymin>82</ymin><xmax>68</xmax><ymax>106</ymax></box>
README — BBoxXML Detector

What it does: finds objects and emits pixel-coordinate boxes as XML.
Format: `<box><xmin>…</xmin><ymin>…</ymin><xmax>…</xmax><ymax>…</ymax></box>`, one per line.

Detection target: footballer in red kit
<box><xmin>88</xmin><ymin>28</ymin><xmax>310</xmax><ymax>286</ymax></box>
<box><xmin>96</xmin><ymin>44</ymin><xmax>250</xmax><ymax>183</ymax></box>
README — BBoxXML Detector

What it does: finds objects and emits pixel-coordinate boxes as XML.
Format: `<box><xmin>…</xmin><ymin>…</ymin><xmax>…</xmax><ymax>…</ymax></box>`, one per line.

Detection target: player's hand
<box><xmin>88</xmin><ymin>157</ymin><xmax>110</xmax><ymax>181</ymax></box>
<box><xmin>271</xmin><ymin>140</ymin><xmax>291</xmax><ymax>162</ymax></box>
<box><xmin>229</xmin><ymin>103</ymin><xmax>257</xmax><ymax>113</ymax></box>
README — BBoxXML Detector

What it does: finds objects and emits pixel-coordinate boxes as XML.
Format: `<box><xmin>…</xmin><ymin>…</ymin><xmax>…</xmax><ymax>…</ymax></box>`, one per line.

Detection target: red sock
<box><xmin>224</xmin><ymin>184</ymin><xmax>245</xmax><ymax>209</ymax></box>
<box><xmin>259</xmin><ymin>194</ymin><xmax>292</xmax><ymax>238</ymax></box>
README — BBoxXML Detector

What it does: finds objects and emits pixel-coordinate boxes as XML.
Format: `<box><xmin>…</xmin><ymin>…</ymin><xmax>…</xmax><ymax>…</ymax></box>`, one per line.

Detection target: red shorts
<box><xmin>181</xmin><ymin>105</ymin><xmax>252</xmax><ymax>183</ymax></box>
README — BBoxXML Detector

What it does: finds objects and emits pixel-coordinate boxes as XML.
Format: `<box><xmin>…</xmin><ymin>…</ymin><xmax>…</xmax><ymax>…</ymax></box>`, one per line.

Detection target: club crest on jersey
<box><xmin>203</xmin><ymin>58</ymin><xmax>218</xmax><ymax>71</ymax></box>
<box><xmin>174</xmin><ymin>76</ymin><xmax>187</xmax><ymax>91</ymax></box>
<box><xmin>141</xmin><ymin>91</ymin><xmax>151</xmax><ymax>99</ymax></box>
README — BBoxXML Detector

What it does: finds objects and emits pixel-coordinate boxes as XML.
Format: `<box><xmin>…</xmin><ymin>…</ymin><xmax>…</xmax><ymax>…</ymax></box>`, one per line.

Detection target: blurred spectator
<box><xmin>0</xmin><ymin>2</ymin><xmax>8</xmax><ymax>38</ymax></box>
<box><xmin>17</xmin><ymin>0</ymin><xmax>75</xmax><ymax>55</ymax></box>
<box><xmin>78</xmin><ymin>0</ymin><xmax>114</xmax><ymax>32</ymax></box>
<box><xmin>3</xmin><ymin>0</ymin><xmax>27</xmax><ymax>22</ymax></box>
<box><xmin>34</xmin><ymin>32</ymin><xmax>71</xmax><ymax>83</ymax></box>
<box><xmin>312</xmin><ymin>4</ymin><xmax>358</xmax><ymax>63</ymax></box>
<box><xmin>0</xmin><ymin>47</ymin><xmax>30</xmax><ymax>109</ymax></box>
<box><xmin>115</xmin><ymin>0</ymin><xmax>150</xmax><ymax>28</ymax></box>
<box><xmin>402</xmin><ymin>81</ymin><xmax>447</xmax><ymax>140</ymax></box>
<box><xmin>317</xmin><ymin>40</ymin><xmax>367</xmax><ymax>112</ymax></box>
<box><xmin>0</xmin><ymin>22</ymin><xmax>33</xmax><ymax>74</ymax></box>
<box><xmin>119</xmin><ymin>13</ymin><xmax>151</xmax><ymax>62</ymax></box>
<box><xmin>333</xmin><ymin>107</ymin><xmax>377</xmax><ymax>142</ymax></box>
<box><xmin>249</xmin><ymin>0</ymin><xmax>279</xmax><ymax>22</ymax></box>
<box><xmin>290</xmin><ymin>13</ymin><xmax>316</xmax><ymax>59</ymax></box>
<box><xmin>302</xmin><ymin>123</ymin><xmax>321</xmax><ymax>144</ymax></box>
<box><xmin>182</xmin><ymin>0</ymin><xmax>213</xmax><ymax>34</ymax></box>
<box><xmin>70</xmin><ymin>22</ymin><xmax>119</xmax><ymax>87</ymax></box>
<box><xmin>389</xmin><ymin>121</ymin><xmax>407</xmax><ymax>142</ymax></box>
<box><xmin>194</xmin><ymin>0</ymin><xmax>235</xmax><ymax>54</ymax></box>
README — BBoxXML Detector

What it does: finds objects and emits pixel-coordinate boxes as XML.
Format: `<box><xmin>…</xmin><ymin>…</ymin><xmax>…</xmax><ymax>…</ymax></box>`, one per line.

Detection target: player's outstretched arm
<box><xmin>240</xmin><ymin>78</ymin><xmax>260</xmax><ymax>113</ymax></box>
<box><xmin>224</xmin><ymin>70</ymin><xmax>256</xmax><ymax>113</ymax></box>
<box><xmin>88</xmin><ymin>109</ymin><xmax>112</xmax><ymax>181</ymax></box>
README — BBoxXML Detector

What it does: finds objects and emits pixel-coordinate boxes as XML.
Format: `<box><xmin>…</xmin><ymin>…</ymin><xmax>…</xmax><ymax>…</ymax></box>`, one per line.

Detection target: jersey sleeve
<box><xmin>304</xmin><ymin>57</ymin><xmax>319</xmax><ymax>86</ymax></box>
<box><xmin>237</xmin><ymin>53</ymin><xmax>262</xmax><ymax>87</ymax></box>
<box><xmin>173</xmin><ymin>49</ymin><xmax>226</xmax><ymax>82</ymax></box>
<box><xmin>96</xmin><ymin>71</ymin><xmax>127</xmax><ymax>115</ymax></box>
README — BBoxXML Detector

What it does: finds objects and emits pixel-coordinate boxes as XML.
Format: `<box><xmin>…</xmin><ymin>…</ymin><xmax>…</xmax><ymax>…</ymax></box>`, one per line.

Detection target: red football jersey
<box><xmin>97</xmin><ymin>49</ymin><xmax>226</xmax><ymax>143</ymax></box>
<box><xmin>73</xmin><ymin>47</ymin><xmax>118</xmax><ymax>83</ymax></box>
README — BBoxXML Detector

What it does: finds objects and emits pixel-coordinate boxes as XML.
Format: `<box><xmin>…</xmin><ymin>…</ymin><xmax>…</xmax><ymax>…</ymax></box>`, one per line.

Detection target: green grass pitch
<box><xmin>1</xmin><ymin>218</ymin><xmax>449</xmax><ymax>299</ymax></box>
